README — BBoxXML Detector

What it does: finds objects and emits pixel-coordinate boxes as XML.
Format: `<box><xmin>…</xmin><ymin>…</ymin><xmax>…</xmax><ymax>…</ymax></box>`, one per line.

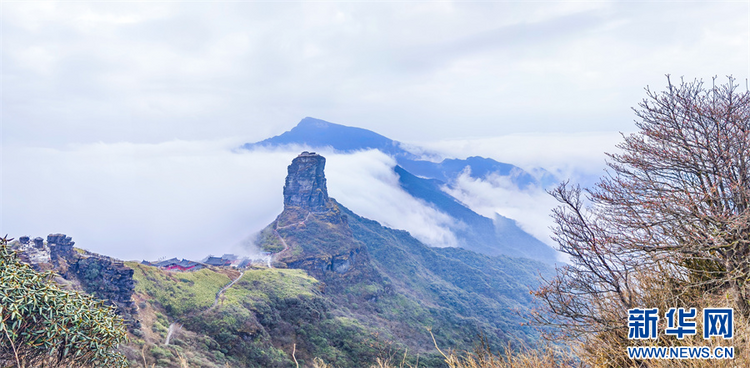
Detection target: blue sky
<box><xmin>2</xmin><ymin>1</ymin><xmax>749</xmax><ymax>260</ymax></box>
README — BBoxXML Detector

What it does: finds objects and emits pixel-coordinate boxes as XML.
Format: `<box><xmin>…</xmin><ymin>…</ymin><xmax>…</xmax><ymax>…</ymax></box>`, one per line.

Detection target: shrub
<box><xmin>0</xmin><ymin>237</ymin><xmax>128</xmax><ymax>367</ymax></box>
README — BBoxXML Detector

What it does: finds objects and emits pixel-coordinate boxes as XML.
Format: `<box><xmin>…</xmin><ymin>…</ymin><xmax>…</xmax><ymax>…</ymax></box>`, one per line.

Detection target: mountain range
<box><xmin>8</xmin><ymin>119</ymin><xmax>564</xmax><ymax>367</ymax></box>
<box><xmin>243</xmin><ymin>117</ymin><xmax>558</xmax><ymax>264</ymax></box>
<box><xmin>11</xmin><ymin>151</ymin><xmax>555</xmax><ymax>367</ymax></box>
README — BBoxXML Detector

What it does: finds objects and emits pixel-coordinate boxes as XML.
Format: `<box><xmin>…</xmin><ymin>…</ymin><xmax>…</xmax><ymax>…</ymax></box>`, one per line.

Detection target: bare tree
<box><xmin>533</xmin><ymin>76</ymin><xmax>750</xmax><ymax>361</ymax></box>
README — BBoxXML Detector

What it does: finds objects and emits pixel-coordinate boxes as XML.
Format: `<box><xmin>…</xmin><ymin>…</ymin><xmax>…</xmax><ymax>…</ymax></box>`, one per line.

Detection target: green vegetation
<box><xmin>222</xmin><ymin>268</ymin><xmax>318</xmax><ymax>304</ymax></box>
<box><xmin>253</xmin><ymin>196</ymin><xmax>553</xmax><ymax>365</ymax></box>
<box><xmin>129</xmin><ymin>262</ymin><xmax>231</xmax><ymax>316</ymax></box>
<box><xmin>121</xmin><ymin>152</ymin><xmax>550</xmax><ymax>366</ymax></box>
<box><xmin>270</xmin><ymin>205</ymin><xmax>363</xmax><ymax>259</ymax></box>
<box><xmin>0</xmin><ymin>237</ymin><xmax>128</xmax><ymax>368</ymax></box>
<box><xmin>341</xmin><ymin>203</ymin><xmax>551</xmax><ymax>352</ymax></box>
<box><xmin>127</xmin><ymin>264</ymin><xmax>392</xmax><ymax>367</ymax></box>
<box><xmin>258</xmin><ymin>227</ymin><xmax>284</xmax><ymax>253</ymax></box>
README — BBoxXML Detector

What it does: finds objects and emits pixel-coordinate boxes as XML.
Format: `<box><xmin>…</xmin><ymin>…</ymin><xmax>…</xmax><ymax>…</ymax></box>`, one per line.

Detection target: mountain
<box><xmin>244</xmin><ymin>117</ymin><xmax>558</xmax><ymax>263</ymax></box>
<box><xmin>244</xmin><ymin>117</ymin><xmax>412</xmax><ymax>159</ymax></box>
<box><xmin>253</xmin><ymin>152</ymin><xmax>554</xmax><ymax>365</ymax></box>
<box><xmin>243</xmin><ymin>117</ymin><xmax>556</xmax><ymax>189</ymax></box>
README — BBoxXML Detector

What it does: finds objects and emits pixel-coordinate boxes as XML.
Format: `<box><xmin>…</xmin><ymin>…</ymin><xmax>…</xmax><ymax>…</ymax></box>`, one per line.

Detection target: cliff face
<box><xmin>283</xmin><ymin>151</ymin><xmax>330</xmax><ymax>212</ymax></box>
<box><xmin>68</xmin><ymin>255</ymin><xmax>139</xmax><ymax>330</ymax></box>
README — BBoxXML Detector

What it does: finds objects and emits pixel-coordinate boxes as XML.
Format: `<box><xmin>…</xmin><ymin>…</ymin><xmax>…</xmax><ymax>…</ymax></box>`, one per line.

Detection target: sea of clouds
<box><xmin>2</xmin><ymin>132</ymin><xmax>621</xmax><ymax>261</ymax></box>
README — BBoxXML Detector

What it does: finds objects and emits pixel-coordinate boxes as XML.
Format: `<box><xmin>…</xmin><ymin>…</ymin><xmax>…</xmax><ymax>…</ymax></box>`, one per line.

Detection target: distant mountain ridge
<box><xmin>244</xmin><ymin>117</ymin><xmax>557</xmax><ymax>189</ymax></box>
<box><xmin>243</xmin><ymin>117</ymin><xmax>415</xmax><ymax>159</ymax></box>
<box><xmin>244</xmin><ymin>117</ymin><xmax>558</xmax><ymax>264</ymax></box>
<box><xmin>395</xmin><ymin>165</ymin><xmax>556</xmax><ymax>261</ymax></box>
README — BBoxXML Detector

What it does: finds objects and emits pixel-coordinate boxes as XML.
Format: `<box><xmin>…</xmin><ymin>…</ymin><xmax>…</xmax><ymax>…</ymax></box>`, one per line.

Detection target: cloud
<box><xmin>2</xmin><ymin>2</ymin><xmax>747</xmax><ymax>149</ymax></box>
<box><xmin>2</xmin><ymin>140</ymin><xmax>291</xmax><ymax>260</ymax></box>
<box><xmin>404</xmin><ymin>132</ymin><xmax>630</xmax><ymax>246</ymax></box>
<box><xmin>1</xmin><ymin>142</ymin><xmax>459</xmax><ymax>260</ymax></box>
<box><xmin>441</xmin><ymin>170</ymin><xmax>559</xmax><ymax>247</ymax></box>
<box><xmin>324</xmin><ymin>149</ymin><xmax>459</xmax><ymax>248</ymax></box>
<box><xmin>2</xmin><ymin>1</ymin><xmax>749</xmax><ymax>263</ymax></box>
<box><xmin>410</xmin><ymin>131</ymin><xmax>626</xmax><ymax>189</ymax></box>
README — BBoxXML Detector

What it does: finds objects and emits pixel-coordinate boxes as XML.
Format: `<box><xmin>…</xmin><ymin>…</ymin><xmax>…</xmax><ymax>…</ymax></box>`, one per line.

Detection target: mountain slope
<box><xmin>395</xmin><ymin>165</ymin><xmax>557</xmax><ymax>262</ymax></box>
<box><xmin>10</xmin><ymin>152</ymin><xmax>556</xmax><ymax>368</ymax></box>
<box><xmin>256</xmin><ymin>152</ymin><xmax>554</xmax><ymax>364</ymax></box>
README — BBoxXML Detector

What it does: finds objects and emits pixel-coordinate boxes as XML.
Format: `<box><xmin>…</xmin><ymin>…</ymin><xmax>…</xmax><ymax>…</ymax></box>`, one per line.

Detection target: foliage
<box><xmin>533</xmin><ymin>76</ymin><xmax>750</xmax><ymax>366</ymax></box>
<box><xmin>128</xmin><ymin>264</ymin><xmax>389</xmax><ymax>367</ymax></box>
<box><xmin>258</xmin><ymin>227</ymin><xmax>284</xmax><ymax>253</ymax></box>
<box><xmin>342</xmin><ymin>203</ymin><xmax>552</xmax><ymax>353</ymax></box>
<box><xmin>129</xmin><ymin>263</ymin><xmax>232</xmax><ymax>316</ymax></box>
<box><xmin>0</xmin><ymin>237</ymin><xmax>128</xmax><ymax>367</ymax></box>
<box><xmin>252</xmin><ymin>196</ymin><xmax>553</xmax><ymax>365</ymax></box>
<box><xmin>275</xmin><ymin>205</ymin><xmax>362</xmax><ymax>258</ymax></box>
<box><xmin>312</xmin><ymin>338</ymin><xmax>580</xmax><ymax>368</ymax></box>
<box><xmin>127</xmin><ymin>167</ymin><xmax>552</xmax><ymax>366</ymax></box>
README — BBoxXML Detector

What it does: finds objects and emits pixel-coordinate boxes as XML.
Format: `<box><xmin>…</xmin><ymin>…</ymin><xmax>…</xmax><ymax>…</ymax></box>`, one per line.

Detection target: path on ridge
<box><xmin>206</xmin><ymin>270</ymin><xmax>245</xmax><ymax>312</ymax></box>
<box><xmin>167</xmin><ymin>270</ymin><xmax>245</xmax><ymax>345</ymax></box>
<box><xmin>273</xmin><ymin>212</ymin><xmax>314</xmax><ymax>261</ymax></box>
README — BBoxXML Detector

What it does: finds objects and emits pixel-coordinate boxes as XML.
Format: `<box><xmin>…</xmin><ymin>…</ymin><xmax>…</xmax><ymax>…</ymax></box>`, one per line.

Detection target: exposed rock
<box><xmin>266</xmin><ymin>153</ymin><xmax>382</xmax><ymax>292</ymax></box>
<box><xmin>286</xmin><ymin>248</ymin><xmax>360</xmax><ymax>276</ymax></box>
<box><xmin>48</xmin><ymin>233</ymin><xmax>75</xmax><ymax>264</ymax></box>
<box><xmin>13</xmin><ymin>237</ymin><xmax>52</xmax><ymax>266</ymax></box>
<box><xmin>14</xmin><ymin>233</ymin><xmax>140</xmax><ymax>331</ymax></box>
<box><xmin>68</xmin><ymin>256</ymin><xmax>139</xmax><ymax>330</ymax></box>
<box><xmin>283</xmin><ymin>151</ymin><xmax>330</xmax><ymax>211</ymax></box>
<box><xmin>47</xmin><ymin>233</ymin><xmax>75</xmax><ymax>247</ymax></box>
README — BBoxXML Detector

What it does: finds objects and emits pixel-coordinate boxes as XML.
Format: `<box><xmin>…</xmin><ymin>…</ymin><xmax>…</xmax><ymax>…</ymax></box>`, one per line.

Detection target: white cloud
<box><xmin>410</xmin><ymin>131</ymin><xmax>626</xmax><ymax>188</ymax></box>
<box><xmin>1</xmin><ymin>143</ymin><xmax>460</xmax><ymax>260</ymax></box>
<box><xmin>2</xmin><ymin>140</ymin><xmax>291</xmax><ymax>260</ymax></box>
<box><xmin>2</xmin><ymin>1</ymin><xmax>748</xmax><ymax>263</ymax></box>
<box><xmin>441</xmin><ymin>170</ymin><xmax>559</xmax><ymax>247</ymax></box>
<box><xmin>405</xmin><ymin>132</ymin><xmax>630</xmax><ymax>247</ymax></box>
<box><xmin>2</xmin><ymin>2</ymin><xmax>747</xmax><ymax>147</ymax></box>
<box><xmin>325</xmin><ymin>149</ymin><xmax>459</xmax><ymax>248</ymax></box>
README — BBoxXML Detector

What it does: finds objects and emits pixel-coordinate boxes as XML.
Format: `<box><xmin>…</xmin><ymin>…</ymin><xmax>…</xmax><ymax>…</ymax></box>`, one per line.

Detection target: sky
<box><xmin>2</xmin><ymin>1</ymin><xmax>749</xmax><ymax>260</ymax></box>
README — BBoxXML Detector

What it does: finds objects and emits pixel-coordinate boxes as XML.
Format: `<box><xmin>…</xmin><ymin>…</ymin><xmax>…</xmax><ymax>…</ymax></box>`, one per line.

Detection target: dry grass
<box><xmin>571</xmin><ymin>272</ymin><xmax>750</xmax><ymax>368</ymax></box>
<box><xmin>307</xmin><ymin>304</ymin><xmax>746</xmax><ymax>368</ymax></box>
<box><xmin>440</xmin><ymin>344</ymin><xmax>581</xmax><ymax>368</ymax></box>
<box><xmin>308</xmin><ymin>331</ymin><xmax>580</xmax><ymax>368</ymax></box>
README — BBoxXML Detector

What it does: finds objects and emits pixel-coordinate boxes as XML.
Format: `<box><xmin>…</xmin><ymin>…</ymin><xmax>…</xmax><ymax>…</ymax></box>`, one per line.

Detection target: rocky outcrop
<box><xmin>286</xmin><ymin>248</ymin><xmax>362</xmax><ymax>277</ymax></box>
<box><xmin>48</xmin><ymin>233</ymin><xmax>75</xmax><ymax>266</ymax></box>
<box><xmin>262</xmin><ymin>153</ymin><xmax>381</xmax><ymax>292</ymax></box>
<box><xmin>283</xmin><ymin>152</ymin><xmax>330</xmax><ymax>211</ymax></box>
<box><xmin>14</xmin><ymin>233</ymin><xmax>140</xmax><ymax>331</ymax></box>
<box><xmin>68</xmin><ymin>256</ymin><xmax>139</xmax><ymax>330</ymax></box>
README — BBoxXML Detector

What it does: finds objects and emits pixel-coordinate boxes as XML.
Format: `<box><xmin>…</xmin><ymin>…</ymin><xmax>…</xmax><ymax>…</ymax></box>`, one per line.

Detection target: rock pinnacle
<box><xmin>283</xmin><ymin>152</ymin><xmax>330</xmax><ymax>211</ymax></box>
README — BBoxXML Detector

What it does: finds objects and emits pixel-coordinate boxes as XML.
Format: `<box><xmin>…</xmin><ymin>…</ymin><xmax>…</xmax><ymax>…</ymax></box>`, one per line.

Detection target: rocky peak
<box><xmin>283</xmin><ymin>151</ymin><xmax>330</xmax><ymax>211</ymax></box>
